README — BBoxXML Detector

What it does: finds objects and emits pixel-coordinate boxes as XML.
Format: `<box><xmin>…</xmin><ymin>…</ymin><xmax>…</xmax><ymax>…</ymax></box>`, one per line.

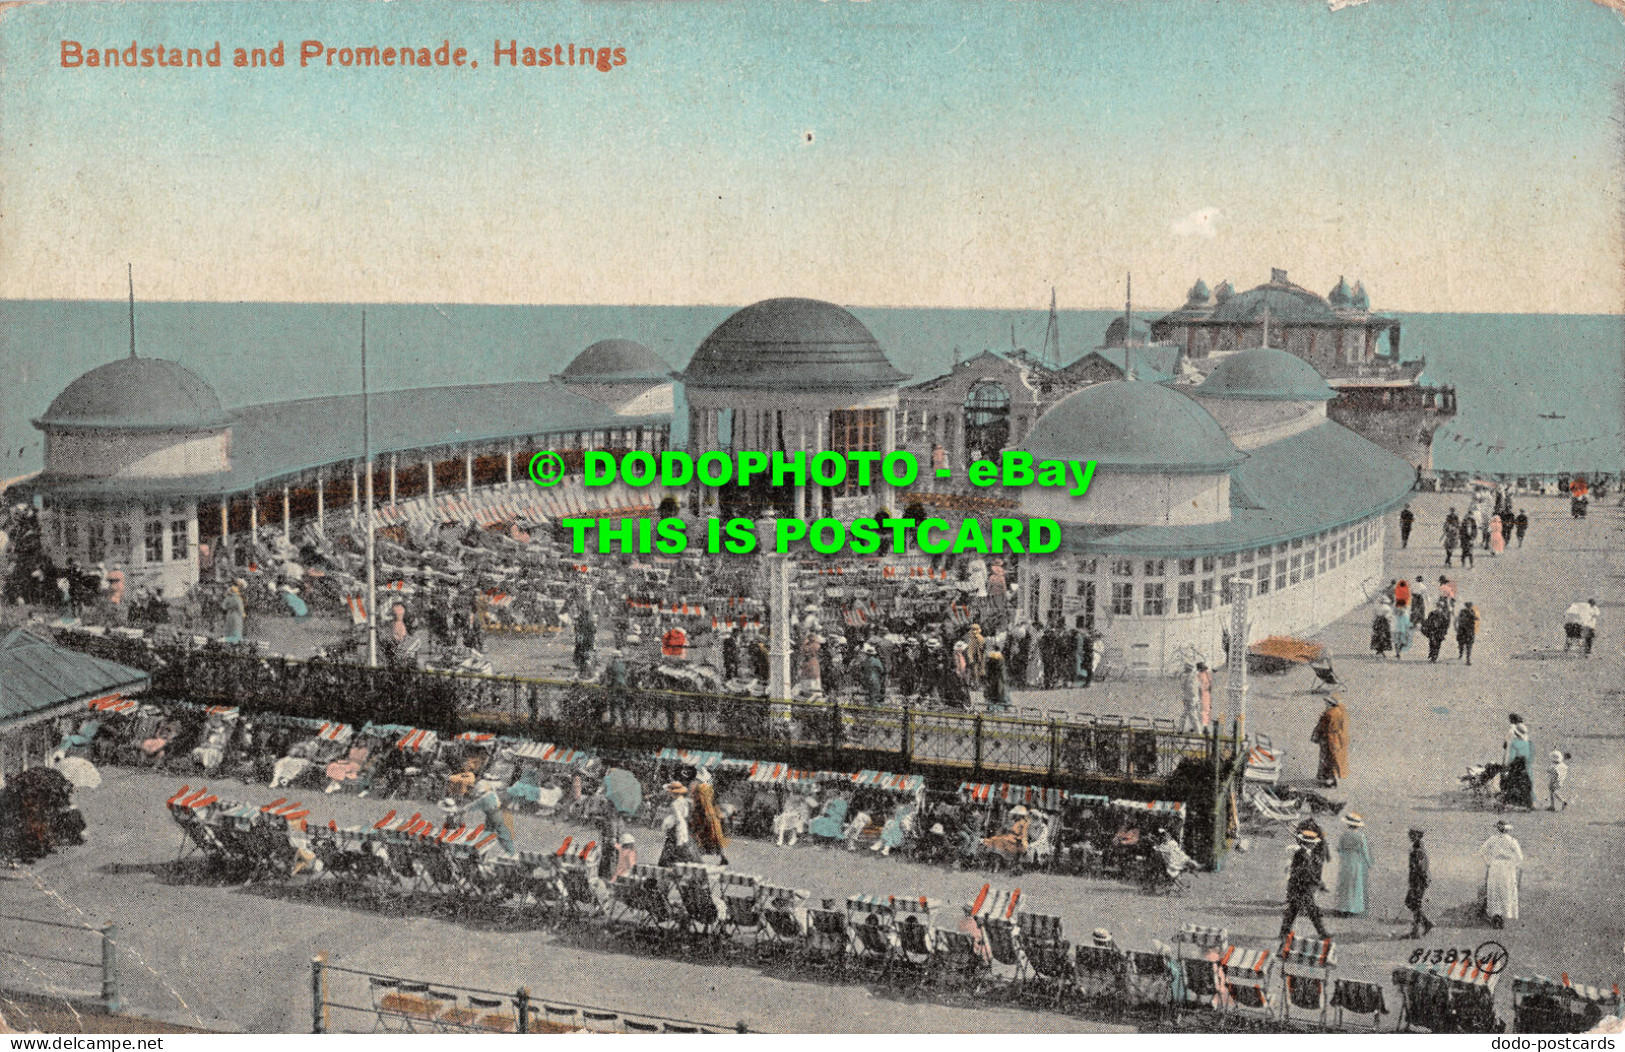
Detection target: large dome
<box><xmin>1194</xmin><ymin>348</ymin><xmax>1336</xmax><ymax>401</ymax></box>
<box><xmin>680</xmin><ymin>298</ymin><xmax>907</xmax><ymax>390</ymax></box>
<box><xmin>559</xmin><ymin>339</ymin><xmax>671</xmax><ymax>383</ymax></box>
<box><xmin>1025</xmin><ymin>380</ymin><xmax>1244</xmax><ymax>474</ymax></box>
<box><xmin>36</xmin><ymin>358</ymin><xmax>232</xmax><ymax>432</ymax></box>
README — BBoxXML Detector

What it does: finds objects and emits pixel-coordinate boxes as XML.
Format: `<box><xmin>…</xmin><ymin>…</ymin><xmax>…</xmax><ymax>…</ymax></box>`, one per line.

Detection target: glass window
<box><xmin>1275</xmin><ymin>559</ymin><xmax>1288</xmax><ymax>590</ymax></box>
<box><xmin>1199</xmin><ymin>577</ymin><xmax>1216</xmax><ymax>611</ymax></box>
<box><xmin>1240</xmin><ymin>549</ymin><xmax>1254</xmax><ymax>564</ymax></box>
<box><xmin>1143</xmin><ymin>559</ymin><xmax>1166</xmax><ymax>577</ymax></box>
<box><xmin>87</xmin><ymin>523</ymin><xmax>106</xmax><ymax>561</ymax></box>
<box><xmin>1178</xmin><ymin>558</ymin><xmax>1196</xmax><ymax>576</ymax></box>
<box><xmin>1304</xmin><ymin>553</ymin><xmax>1316</xmax><ymax>580</ymax></box>
<box><xmin>1080</xmin><ymin>557</ymin><xmax>1098</xmax><ymax>575</ymax></box>
<box><xmin>1317</xmin><ymin>545</ymin><xmax>1328</xmax><ymax>573</ymax></box>
<box><xmin>1202</xmin><ymin>556</ymin><xmax>1216</xmax><ymax>573</ymax></box>
<box><xmin>1143</xmin><ymin>582</ymin><xmax>1167</xmax><ymax>616</ymax></box>
<box><xmin>170</xmin><ymin>520</ymin><xmax>189</xmax><ymax>561</ymax></box>
<box><xmin>1219</xmin><ymin>574</ymin><xmax>1234</xmax><ymax>604</ymax></box>
<box><xmin>1289</xmin><ymin>553</ymin><xmax>1302</xmax><ymax>585</ymax></box>
<box><xmin>64</xmin><ymin>520</ymin><xmax>80</xmax><ymax>552</ymax></box>
<box><xmin>145</xmin><ymin>520</ymin><xmax>164</xmax><ymax>561</ymax></box>
<box><xmin>51</xmin><ymin>516</ymin><xmax>63</xmax><ymax>549</ymax></box>
<box><xmin>1290</xmin><ymin>537</ymin><xmax>1304</xmax><ymax>549</ymax></box>
<box><xmin>1257</xmin><ymin>572</ymin><xmax>1270</xmax><ymax>595</ymax></box>
<box><xmin>1221</xmin><ymin>553</ymin><xmax>1237</xmax><ymax>569</ymax></box>
<box><xmin>1275</xmin><ymin>542</ymin><xmax>1290</xmax><ymax>557</ymax></box>
<box><xmin>111</xmin><ymin>522</ymin><xmax>131</xmax><ymax>560</ymax></box>
<box><xmin>1112</xmin><ymin>559</ymin><xmax>1134</xmax><ymax>577</ymax></box>
<box><xmin>1110</xmin><ymin>582</ymin><xmax>1134</xmax><ymax>615</ymax></box>
<box><xmin>1177</xmin><ymin>580</ymin><xmax>1196</xmax><ymax>614</ymax></box>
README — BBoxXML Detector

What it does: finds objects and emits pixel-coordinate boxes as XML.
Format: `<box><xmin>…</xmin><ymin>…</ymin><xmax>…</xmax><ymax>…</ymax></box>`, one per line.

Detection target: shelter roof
<box><xmin>0</xmin><ymin>628</ymin><xmax>149</xmax><ymax>724</ymax></box>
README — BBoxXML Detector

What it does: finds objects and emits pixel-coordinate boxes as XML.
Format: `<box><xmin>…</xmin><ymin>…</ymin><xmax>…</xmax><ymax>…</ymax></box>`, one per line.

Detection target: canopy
<box><xmin>851</xmin><ymin>771</ymin><xmax>926</xmax><ymax>795</ymax></box>
<box><xmin>655</xmin><ymin>747</ymin><xmax>724</xmax><ymax>769</ymax></box>
<box><xmin>1248</xmin><ymin>636</ymin><xmax>1325</xmax><ymax>664</ymax></box>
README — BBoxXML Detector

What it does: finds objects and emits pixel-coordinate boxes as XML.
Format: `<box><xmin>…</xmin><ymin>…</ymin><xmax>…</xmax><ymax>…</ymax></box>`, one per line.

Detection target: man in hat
<box><xmin>1404</xmin><ymin>828</ymin><xmax>1433</xmax><ymax>938</ymax></box>
<box><xmin>1310</xmin><ymin>695</ymin><xmax>1350</xmax><ymax>788</ymax></box>
<box><xmin>600</xmin><ymin>648</ymin><xmax>629</xmax><ymax>724</ymax></box>
<box><xmin>1479</xmin><ymin>819</ymin><xmax>1523</xmax><ymax>929</ymax></box>
<box><xmin>1563</xmin><ymin>598</ymin><xmax>1599</xmax><ymax>657</ymax></box>
<box><xmin>1090</xmin><ymin>928</ymin><xmax>1119</xmax><ymax>951</ymax></box>
<box><xmin>1280</xmin><ymin>827</ymin><xmax>1332</xmax><ymax>941</ymax></box>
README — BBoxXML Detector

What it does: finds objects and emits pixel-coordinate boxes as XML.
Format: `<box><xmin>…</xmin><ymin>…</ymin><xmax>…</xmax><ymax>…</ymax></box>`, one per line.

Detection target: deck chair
<box><xmin>1173</xmin><ymin>924</ymin><xmax>1230</xmax><ymax>1012</ymax></box>
<box><xmin>663</xmin><ymin>1023</ymin><xmax>701</xmax><ymax>1034</ymax></box>
<box><xmin>676</xmin><ymin>874</ymin><xmax>725</xmax><ymax>941</ymax></box>
<box><xmin>1330</xmin><ymin>978</ymin><xmax>1389</xmax><ymax>1031</ymax></box>
<box><xmin>807</xmin><ymin>907</ymin><xmax>851</xmax><ymax>971</ymax></box>
<box><xmin>1074</xmin><ymin>944</ymin><xmax>1128</xmax><ymax>1005</ymax></box>
<box><xmin>424</xmin><ymin>990</ymin><xmax>465</xmax><ymax>1031</ymax></box>
<box><xmin>756</xmin><ymin>885</ymin><xmax>809</xmax><ymax>960</ymax></box>
<box><xmin>1280</xmin><ymin>935</ymin><xmax>1338</xmax><ymax>1025</ymax></box>
<box><xmin>1125</xmin><ymin>948</ymin><xmax>1178</xmax><ymax>1017</ymax></box>
<box><xmin>624</xmin><ymin>1020</ymin><xmax>661</xmax><ymax>1033</ymax></box>
<box><xmin>377</xmin><ymin>981</ymin><xmax>441</xmax><ymax>1033</ymax></box>
<box><xmin>932</xmin><ymin>928</ymin><xmax>991</xmax><ymax>992</ymax></box>
<box><xmin>718</xmin><ymin>872</ymin><xmax>764</xmax><ymax>945</ymax></box>
<box><xmin>560</xmin><ymin>864</ymin><xmax>607</xmax><ymax>920</ymax></box>
<box><xmin>369</xmin><ymin>977</ymin><xmax>403</xmax><ymax>1032</ymax></box>
<box><xmin>981</xmin><ymin>918</ymin><xmax>1027</xmax><ymax>988</ymax></box>
<box><xmin>850</xmin><ymin>912</ymin><xmax>897</xmax><ymax>975</ymax></box>
<box><xmin>540</xmin><ymin>1004</ymin><xmax>580</xmax><ymax>1031</ymax></box>
<box><xmin>1218</xmin><ymin>945</ymin><xmax>1276</xmax><ymax>1016</ymax></box>
<box><xmin>579</xmin><ymin>1010</ymin><xmax>621</xmax><ymax>1033</ymax></box>
<box><xmin>1016</xmin><ymin>912</ymin><xmax>1068</xmax><ymax>1002</ymax></box>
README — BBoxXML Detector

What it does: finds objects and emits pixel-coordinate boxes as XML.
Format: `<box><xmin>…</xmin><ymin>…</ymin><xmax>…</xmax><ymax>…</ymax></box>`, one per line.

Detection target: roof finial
<box><xmin>127</xmin><ymin>263</ymin><xmax>137</xmax><ymax>359</ymax></box>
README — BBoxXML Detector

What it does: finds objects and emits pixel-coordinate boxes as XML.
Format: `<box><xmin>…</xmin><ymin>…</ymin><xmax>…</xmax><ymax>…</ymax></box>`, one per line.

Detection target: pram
<box><xmin>1461</xmin><ymin>763</ymin><xmax>1505</xmax><ymax>805</ymax></box>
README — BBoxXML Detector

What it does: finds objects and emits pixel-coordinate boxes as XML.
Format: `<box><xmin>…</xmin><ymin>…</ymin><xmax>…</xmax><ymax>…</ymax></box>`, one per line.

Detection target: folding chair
<box><xmin>540</xmin><ymin>1004</ymin><xmax>580</xmax><ymax>1031</ymax></box>
<box><xmin>807</xmin><ymin>907</ymin><xmax>851</xmax><ymax>972</ymax></box>
<box><xmin>664</xmin><ymin>1023</ymin><xmax>701</xmax><ymax>1033</ymax></box>
<box><xmin>1173</xmin><ymin>924</ymin><xmax>1230</xmax><ymax>1012</ymax></box>
<box><xmin>580</xmin><ymin>1010</ymin><xmax>621</xmax><ymax>1033</ymax></box>
<box><xmin>981</xmin><ymin>918</ymin><xmax>1027</xmax><ymax>988</ymax></box>
<box><xmin>756</xmin><ymin>885</ymin><xmax>809</xmax><ymax>961</ymax></box>
<box><xmin>932</xmin><ymin>928</ymin><xmax>990</xmax><ymax>992</ymax></box>
<box><xmin>624</xmin><ymin>1019</ymin><xmax>660</xmax><ymax>1033</ymax></box>
<box><xmin>368</xmin><ymin>977</ymin><xmax>403</xmax><ymax>1032</ymax></box>
<box><xmin>427</xmin><ymin>990</ymin><xmax>472</xmax><ymax>1031</ymax></box>
<box><xmin>1125</xmin><ymin>949</ymin><xmax>1177</xmax><ymax>1019</ymax></box>
<box><xmin>1330</xmin><ymin>978</ymin><xmax>1389</xmax><ymax>1031</ymax></box>
<box><xmin>1279</xmin><ymin>935</ymin><xmax>1337</xmax><ymax>1026</ymax></box>
<box><xmin>1074</xmin><ymin>945</ymin><xmax>1128</xmax><ymax>1006</ymax></box>
<box><xmin>1016</xmin><ymin>912</ymin><xmax>1069</xmax><ymax>1005</ymax></box>
<box><xmin>717</xmin><ymin>872</ymin><xmax>763</xmax><ymax>946</ymax></box>
<box><xmin>1217</xmin><ymin>945</ymin><xmax>1276</xmax><ymax>1017</ymax></box>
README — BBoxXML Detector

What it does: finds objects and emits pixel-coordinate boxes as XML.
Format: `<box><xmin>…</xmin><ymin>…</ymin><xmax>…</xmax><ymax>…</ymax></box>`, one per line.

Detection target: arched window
<box><xmin>964</xmin><ymin>381</ymin><xmax>1011</xmax><ymax>459</ymax></box>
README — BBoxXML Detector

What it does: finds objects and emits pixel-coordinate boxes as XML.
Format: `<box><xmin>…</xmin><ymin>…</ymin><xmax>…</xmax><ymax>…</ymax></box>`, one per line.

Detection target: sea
<box><xmin>1</xmin><ymin>302</ymin><xmax>1620</xmax><ymax>482</ymax></box>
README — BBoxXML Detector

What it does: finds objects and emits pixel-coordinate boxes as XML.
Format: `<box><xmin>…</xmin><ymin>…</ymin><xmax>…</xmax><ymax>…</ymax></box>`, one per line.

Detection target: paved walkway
<box><xmin>1</xmin><ymin>494</ymin><xmax>1619</xmax><ymax>1033</ymax></box>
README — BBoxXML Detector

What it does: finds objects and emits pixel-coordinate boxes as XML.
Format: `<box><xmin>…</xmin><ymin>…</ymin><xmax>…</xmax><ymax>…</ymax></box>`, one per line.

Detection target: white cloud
<box><xmin>1170</xmin><ymin>207</ymin><xmax>1222</xmax><ymax>239</ymax></box>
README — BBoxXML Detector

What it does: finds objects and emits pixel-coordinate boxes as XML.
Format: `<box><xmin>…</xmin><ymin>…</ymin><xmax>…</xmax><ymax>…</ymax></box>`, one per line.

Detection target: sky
<box><xmin>0</xmin><ymin>0</ymin><xmax>1621</xmax><ymax>312</ymax></box>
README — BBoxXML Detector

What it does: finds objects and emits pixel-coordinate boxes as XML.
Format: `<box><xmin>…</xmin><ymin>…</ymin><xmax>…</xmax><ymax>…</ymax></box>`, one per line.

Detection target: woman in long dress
<box><xmin>1489</xmin><ymin>515</ymin><xmax>1506</xmax><ymax>556</ymax></box>
<box><xmin>689</xmin><ymin>768</ymin><xmax>730</xmax><ymax>866</ymax></box>
<box><xmin>1393</xmin><ymin>604</ymin><xmax>1413</xmax><ymax>659</ymax></box>
<box><xmin>221</xmin><ymin>583</ymin><xmax>245</xmax><ymax>643</ymax></box>
<box><xmin>981</xmin><ymin>805</ymin><xmax>1031</xmax><ymax>861</ymax></box>
<box><xmin>1479</xmin><ymin>820</ymin><xmax>1523</xmax><ymax>927</ymax></box>
<box><xmin>1335</xmin><ymin>813</ymin><xmax>1372</xmax><ymax>915</ymax></box>
<box><xmin>1502</xmin><ymin>715</ymin><xmax>1536</xmax><ymax>809</ymax></box>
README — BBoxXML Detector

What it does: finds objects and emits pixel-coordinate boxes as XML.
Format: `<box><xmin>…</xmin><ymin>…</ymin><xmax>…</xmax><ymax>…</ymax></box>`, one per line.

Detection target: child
<box><xmin>1547</xmin><ymin>750</ymin><xmax>1570</xmax><ymax>811</ymax></box>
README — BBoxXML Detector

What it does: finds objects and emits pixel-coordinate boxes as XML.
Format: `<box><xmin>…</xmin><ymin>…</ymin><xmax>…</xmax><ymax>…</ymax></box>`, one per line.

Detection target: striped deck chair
<box><xmin>846</xmin><ymin>895</ymin><xmax>897</xmax><ymax>974</ymax></box>
<box><xmin>755</xmin><ymin>884</ymin><xmax>809</xmax><ymax>958</ymax></box>
<box><xmin>891</xmin><ymin>896</ymin><xmax>938</xmax><ymax>969</ymax></box>
<box><xmin>1173</xmin><ymin>924</ymin><xmax>1230</xmax><ymax>1010</ymax></box>
<box><xmin>1017</xmin><ymin>913</ymin><xmax>1073</xmax><ymax>1006</ymax></box>
<box><xmin>1330</xmin><ymin>977</ymin><xmax>1390</xmax><ymax>1030</ymax></box>
<box><xmin>1218</xmin><ymin>945</ymin><xmax>1276</xmax><ymax>1015</ymax></box>
<box><xmin>717</xmin><ymin>872</ymin><xmax>763</xmax><ymax>943</ymax></box>
<box><xmin>1280</xmin><ymin>935</ymin><xmax>1338</xmax><ymax>1024</ymax></box>
<box><xmin>1074</xmin><ymin>943</ymin><xmax>1128</xmax><ymax>1005</ymax></box>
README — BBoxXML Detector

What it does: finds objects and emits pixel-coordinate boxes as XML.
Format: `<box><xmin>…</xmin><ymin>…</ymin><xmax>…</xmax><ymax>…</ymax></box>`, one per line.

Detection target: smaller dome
<box><xmin>1025</xmin><ymin>380</ymin><xmax>1244</xmax><ymax>474</ymax></box>
<box><xmin>1351</xmin><ymin>281</ymin><xmax>1370</xmax><ymax>311</ymax></box>
<box><xmin>35</xmin><ymin>358</ymin><xmax>231</xmax><ymax>432</ymax></box>
<box><xmin>1194</xmin><ymin>348</ymin><xmax>1337</xmax><ymax>402</ymax></box>
<box><xmin>1328</xmin><ymin>276</ymin><xmax>1353</xmax><ymax>307</ymax></box>
<box><xmin>1213</xmin><ymin>280</ymin><xmax>1235</xmax><ymax>303</ymax></box>
<box><xmin>559</xmin><ymin>339</ymin><xmax>671</xmax><ymax>384</ymax></box>
<box><xmin>1186</xmin><ymin>279</ymin><xmax>1211</xmax><ymax>305</ymax></box>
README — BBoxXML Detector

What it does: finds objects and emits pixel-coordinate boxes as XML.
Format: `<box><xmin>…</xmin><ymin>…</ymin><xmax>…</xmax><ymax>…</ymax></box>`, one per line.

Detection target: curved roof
<box><xmin>1328</xmin><ymin>276</ymin><xmax>1353</xmax><ymax>307</ymax></box>
<box><xmin>35</xmin><ymin>358</ymin><xmax>233</xmax><ymax>432</ymax></box>
<box><xmin>1187</xmin><ymin>278</ymin><xmax>1211</xmax><ymax>305</ymax></box>
<box><xmin>558</xmin><ymin>339</ymin><xmax>671</xmax><ymax>384</ymax></box>
<box><xmin>1024</xmin><ymin>380</ymin><xmax>1244</xmax><ymax>474</ymax></box>
<box><xmin>1194</xmin><ymin>348</ymin><xmax>1336</xmax><ymax>401</ymax></box>
<box><xmin>679</xmin><ymin>298</ymin><xmax>907</xmax><ymax>390</ymax></box>
<box><xmin>1052</xmin><ymin>420</ymin><xmax>1417</xmax><ymax>556</ymax></box>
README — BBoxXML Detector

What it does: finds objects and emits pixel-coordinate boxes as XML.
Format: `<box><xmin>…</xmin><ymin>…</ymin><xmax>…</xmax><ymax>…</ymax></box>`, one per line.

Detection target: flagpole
<box><xmin>362</xmin><ymin>312</ymin><xmax>378</xmax><ymax>668</ymax></box>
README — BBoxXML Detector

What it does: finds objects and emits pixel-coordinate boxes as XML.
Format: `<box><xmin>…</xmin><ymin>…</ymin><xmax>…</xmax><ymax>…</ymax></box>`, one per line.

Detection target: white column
<box><xmin>220</xmin><ymin>501</ymin><xmax>229</xmax><ymax>546</ymax></box>
<box><xmin>351</xmin><ymin>467</ymin><xmax>359</xmax><ymax>520</ymax></box>
<box><xmin>505</xmin><ymin>445</ymin><xmax>514</xmax><ymax>485</ymax></box>
<box><xmin>282</xmin><ymin>486</ymin><xmax>291</xmax><ymax>539</ymax></box>
<box><xmin>465</xmin><ymin>449</ymin><xmax>474</xmax><ymax>498</ymax></box>
<box><xmin>389</xmin><ymin>454</ymin><xmax>397</xmax><ymax>505</ymax></box>
<box><xmin>316</xmin><ymin>470</ymin><xmax>325</xmax><ymax>530</ymax></box>
<box><xmin>250</xmin><ymin>492</ymin><xmax>259</xmax><ymax>537</ymax></box>
<box><xmin>794</xmin><ymin>412</ymin><xmax>807</xmax><ymax>521</ymax></box>
<box><xmin>426</xmin><ymin>458</ymin><xmax>435</xmax><ymax>504</ymax></box>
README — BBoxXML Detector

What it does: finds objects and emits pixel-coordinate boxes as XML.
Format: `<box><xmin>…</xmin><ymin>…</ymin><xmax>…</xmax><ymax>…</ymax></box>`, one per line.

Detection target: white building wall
<box><xmin>1025</xmin><ymin>514</ymin><xmax>1388</xmax><ymax>677</ymax></box>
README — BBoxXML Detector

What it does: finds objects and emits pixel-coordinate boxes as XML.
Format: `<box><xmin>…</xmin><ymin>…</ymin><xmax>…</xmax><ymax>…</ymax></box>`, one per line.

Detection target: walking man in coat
<box><xmin>1405</xmin><ymin>828</ymin><xmax>1434</xmax><ymax>938</ymax></box>
<box><xmin>1456</xmin><ymin>602</ymin><xmax>1480</xmax><ymax>665</ymax></box>
<box><xmin>1399</xmin><ymin>505</ymin><xmax>1414</xmax><ymax>548</ymax></box>
<box><xmin>1280</xmin><ymin>828</ymin><xmax>1332</xmax><ymax>941</ymax></box>
<box><xmin>1310</xmin><ymin>695</ymin><xmax>1350</xmax><ymax>788</ymax></box>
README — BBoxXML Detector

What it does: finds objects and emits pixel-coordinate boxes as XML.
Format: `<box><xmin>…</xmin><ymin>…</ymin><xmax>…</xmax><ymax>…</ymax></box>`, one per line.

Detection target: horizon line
<box><xmin>2</xmin><ymin>295</ymin><xmax>1619</xmax><ymax>319</ymax></box>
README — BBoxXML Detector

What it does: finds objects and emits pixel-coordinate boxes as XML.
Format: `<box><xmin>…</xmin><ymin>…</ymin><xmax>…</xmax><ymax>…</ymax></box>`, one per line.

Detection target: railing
<box><xmin>0</xmin><ymin>913</ymin><xmax>120</xmax><ymax>1013</ymax></box>
<box><xmin>311</xmin><ymin>957</ymin><xmax>748</xmax><ymax>1034</ymax></box>
<box><xmin>56</xmin><ymin>630</ymin><xmax>1245</xmax><ymax>861</ymax></box>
